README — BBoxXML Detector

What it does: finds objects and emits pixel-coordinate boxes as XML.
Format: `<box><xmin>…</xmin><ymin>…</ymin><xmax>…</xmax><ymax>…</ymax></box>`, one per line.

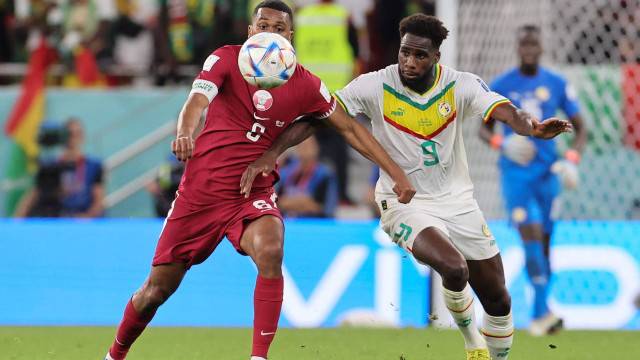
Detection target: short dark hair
<box><xmin>518</xmin><ymin>24</ymin><xmax>541</xmax><ymax>39</ymax></box>
<box><xmin>253</xmin><ymin>0</ymin><xmax>294</xmax><ymax>24</ymax></box>
<box><xmin>399</xmin><ymin>14</ymin><xmax>449</xmax><ymax>49</ymax></box>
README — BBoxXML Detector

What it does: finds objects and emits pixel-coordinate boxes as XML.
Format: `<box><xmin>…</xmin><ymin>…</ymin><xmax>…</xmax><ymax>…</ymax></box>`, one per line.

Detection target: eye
<box><xmin>258</xmin><ymin>24</ymin><xmax>268</xmax><ymax>30</ymax></box>
<box><xmin>417</xmin><ymin>54</ymin><xmax>426</xmax><ymax>60</ymax></box>
<box><xmin>277</xmin><ymin>27</ymin><xmax>284</xmax><ymax>32</ymax></box>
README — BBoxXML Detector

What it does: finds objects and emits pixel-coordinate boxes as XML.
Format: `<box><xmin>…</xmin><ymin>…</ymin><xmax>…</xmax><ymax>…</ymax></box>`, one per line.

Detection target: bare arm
<box><xmin>323</xmin><ymin>106</ymin><xmax>415</xmax><ymax>203</ymax></box>
<box><xmin>490</xmin><ymin>103</ymin><xmax>572</xmax><ymax>139</ymax></box>
<box><xmin>172</xmin><ymin>93</ymin><xmax>209</xmax><ymax>161</ymax></box>
<box><xmin>239</xmin><ymin>118</ymin><xmax>318</xmax><ymax>197</ymax></box>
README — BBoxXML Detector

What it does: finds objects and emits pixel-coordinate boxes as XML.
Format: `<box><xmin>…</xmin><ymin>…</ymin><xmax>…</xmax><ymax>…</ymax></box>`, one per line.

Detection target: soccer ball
<box><xmin>238</xmin><ymin>32</ymin><xmax>296</xmax><ymax>89</ymax></box>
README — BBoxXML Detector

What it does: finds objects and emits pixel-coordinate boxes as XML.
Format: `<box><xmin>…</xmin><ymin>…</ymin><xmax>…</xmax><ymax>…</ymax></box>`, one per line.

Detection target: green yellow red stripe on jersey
<box><xmin>383</xmin><ymin>76</ymin><xmax>457</xmax><ymax>140</ymax></box>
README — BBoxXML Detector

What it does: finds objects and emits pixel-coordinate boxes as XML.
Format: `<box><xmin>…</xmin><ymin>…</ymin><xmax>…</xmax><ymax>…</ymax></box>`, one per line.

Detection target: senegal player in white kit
<box><xmin>241</xmin><ymin>14</ymin><xmax>572</xmax><ymax>360</ymax></box>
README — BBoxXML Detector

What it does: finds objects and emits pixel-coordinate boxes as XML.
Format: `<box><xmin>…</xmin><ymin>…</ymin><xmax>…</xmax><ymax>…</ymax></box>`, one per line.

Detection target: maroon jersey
<box><xmin>180</xmin><ymin>45</ymin><xmax>336</xmax><ymax>204</ymax></box>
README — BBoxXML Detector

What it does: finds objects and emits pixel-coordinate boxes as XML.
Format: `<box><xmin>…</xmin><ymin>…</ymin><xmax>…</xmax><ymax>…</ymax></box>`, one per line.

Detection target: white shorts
<box><xmin>377</xmin><ymin>197</ymin><xmax>499</xmax><ymax>260</ymax></box>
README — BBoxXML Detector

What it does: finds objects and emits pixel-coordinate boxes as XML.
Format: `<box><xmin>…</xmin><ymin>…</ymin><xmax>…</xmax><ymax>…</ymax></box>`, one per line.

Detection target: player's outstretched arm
<box><xmin>240</xmin><ymin>118</ymin><xmax>317</xmax><ymax>198</ymax></box>
<box><xmin>325</xmin><ymin>106</ymin><xmax>416</xmax><ymax>203</ymax></box>
<box><xmin>491</xmin><ymin>103</ymin><xmax>573</xmax><ymax>139</ymax></box>
<box><xmin>172</xmin><ymin>93</ymin><xmax>209</xmax><ymax>162</ymax></box>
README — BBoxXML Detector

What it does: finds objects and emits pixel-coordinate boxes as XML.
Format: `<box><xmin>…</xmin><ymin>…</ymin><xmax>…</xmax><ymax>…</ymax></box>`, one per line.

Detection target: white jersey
<box><xmin>336</xmin><ymin>64</ymin><xmax>509</xmax><ymax>213</ymax></box>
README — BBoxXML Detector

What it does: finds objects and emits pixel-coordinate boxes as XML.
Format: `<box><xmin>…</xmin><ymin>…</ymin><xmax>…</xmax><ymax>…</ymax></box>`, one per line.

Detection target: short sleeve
<box><xmin>334</xmin><ymin>73</ymin><xmax>378</xmax><ymax>118</ymax></box>
<box><xmin>190</xmin><ymin>47</ymin><xmax>234</xmax><ymax>103</ymax></box>
<box><xmin>560</xmin><ymin>79</ymin><xmax>580</xmax><ymax>118</ymax></box>
<box><xmin>300</xmin><ymin>69</ymin><xmax>337</xmax><ymax>119</ymax></box>
<box><xmin>459</xmin><ymin>72</ymin><xmax>511</xmax><ymax>122</ymax></box>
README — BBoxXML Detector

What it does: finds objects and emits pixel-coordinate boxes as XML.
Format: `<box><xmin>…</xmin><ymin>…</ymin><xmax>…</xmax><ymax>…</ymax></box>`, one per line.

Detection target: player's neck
<box><xmin>400</xmin><ymin>65</ymin><xmax>436</xmax><ymax>94</ymax></box>
<box><xmin>519</xmin><ymin>64</ymin><xmax>539</xmax><ymax>76</ymax></box>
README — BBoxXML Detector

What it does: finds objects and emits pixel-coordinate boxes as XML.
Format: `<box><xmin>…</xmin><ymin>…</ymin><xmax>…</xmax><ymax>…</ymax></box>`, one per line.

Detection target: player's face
<box><xmin>398</xmin><ymin>34</ymin><xmax>440</xmax><ymax>83</ymax></box>
<box><xmin>518</xmin><ymin>33</ymin><xmax>542</xmax><ymax>66</ymax></box>
<box><xmin>249</xmin><ymin>8</ymin><xmax>293</xmax><ymax>42</ymax></box>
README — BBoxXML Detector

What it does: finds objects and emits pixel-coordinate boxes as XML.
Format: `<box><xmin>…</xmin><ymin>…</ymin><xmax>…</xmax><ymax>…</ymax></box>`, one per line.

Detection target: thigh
<box><xmin>226</xmin><ymin>190</ymin><xmax>284</xmax><ymax>255</ymax></box>
<box><xmin>446</xmin><ymin>209</ymin><xmax>500</xmax><ymax>260</ymax></box>
<box><xmin>533</xmin><ymin>172</ymin><xmax>561</xmax><ymax>235</ymax></box>
<box><xmin>379</xmin><ymin>199</ymin><xmax>450</xmax><ymax>253</ymax></box>
<box><xmin>501</xmin><ymin>172</ymin><xmax>538</xmax><ymax>226</ymax></box>
<box><xmin>153</xmin><ymin>196</ymin><xmax>228</xmax><ymax>269</ymax></box>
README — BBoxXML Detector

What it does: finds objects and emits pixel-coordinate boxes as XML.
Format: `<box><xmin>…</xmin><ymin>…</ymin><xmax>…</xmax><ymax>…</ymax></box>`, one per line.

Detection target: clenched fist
<box><xmin>172</xmin><ymin>136</ymin><xmax>194</xmax><ymax>162</ymax></box>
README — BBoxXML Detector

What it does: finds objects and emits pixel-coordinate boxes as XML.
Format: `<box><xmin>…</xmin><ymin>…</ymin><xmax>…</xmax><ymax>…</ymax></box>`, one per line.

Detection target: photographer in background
<box><xmin>15</xmin><ymin>118</ymin><xmax>105</xmax><ymax>218</ymax></box>
<box><xmin>146</xmin><ymin>155</ymin><xmax>184</xmax><ymax>217</ymax></box>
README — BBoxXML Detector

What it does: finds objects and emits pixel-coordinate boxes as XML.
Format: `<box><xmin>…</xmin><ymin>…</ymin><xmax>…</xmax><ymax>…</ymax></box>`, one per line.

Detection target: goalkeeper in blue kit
<box><xmin>480</xmin><ymin>24</ymin><xmax>587</xmax><ymax>336</ymax></box>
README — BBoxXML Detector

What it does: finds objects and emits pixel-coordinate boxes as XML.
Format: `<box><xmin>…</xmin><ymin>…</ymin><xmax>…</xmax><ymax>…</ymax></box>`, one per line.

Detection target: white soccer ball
<box><xmin>238</xmin><ymin>32</ymin><xmax>296</xmax><ymax>89</ymax></box>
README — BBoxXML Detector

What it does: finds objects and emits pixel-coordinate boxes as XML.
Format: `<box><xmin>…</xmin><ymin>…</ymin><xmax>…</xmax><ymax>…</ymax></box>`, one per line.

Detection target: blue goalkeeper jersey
<box><xmin>490</xmin><ymin>66</ymin><xmax>580</xmax><ymax>176</ymax></box>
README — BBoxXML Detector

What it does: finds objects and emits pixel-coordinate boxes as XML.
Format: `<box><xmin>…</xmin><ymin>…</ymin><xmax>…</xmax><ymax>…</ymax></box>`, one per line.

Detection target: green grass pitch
<box><xmin>2</xmin><ymin>327</ymin><xmax>638</xmax><ymax>359</ymax></box>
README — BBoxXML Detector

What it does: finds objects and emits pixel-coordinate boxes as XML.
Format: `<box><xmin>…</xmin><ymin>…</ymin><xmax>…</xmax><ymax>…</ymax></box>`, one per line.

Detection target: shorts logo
<box><xmin>276</xmin><ymin>120</ymin><xmax>285</xmax><ymax>127</ymax></box>
<box><xmin>482</xmin><ymin>224</ymin><xmax>492</xmax><ymax>237</ymax></box>
<box><xmin>511</xmin><ymin>207</ymin><xmax>527</xmax><ymax>223</ymax></box>
<box><xmin>253</xmin><ymin>90</ymin><xmax>273</xmax><ymax>111</ymax></box>
<box><xmin>381</xmin><ymin>200</ymin><xmax>388</xmax><ymax>211</ymax></box>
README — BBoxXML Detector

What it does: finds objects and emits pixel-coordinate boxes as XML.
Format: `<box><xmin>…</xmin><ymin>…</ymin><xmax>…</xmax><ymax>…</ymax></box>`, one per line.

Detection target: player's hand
<box><xmin>531</xmin><ymin>117</ymin><xmax>572</xmax><ymax>139</ymax></box>
<box><xmin>392</xmin><ymin>176</ymin><xmax>416</xmax><ymax>204</ymax></box>
<box><xmin>502</xmin><ymin>134</ymin><xmax>536</xmax><ymax>166</ymax></box>
<box><xmin>240</xmin><ymin>152</ymin><xmax>277</xmax><ymax>198</ymax></box>
<box><xmin>551</xmin><ymin>160</ymin><xmax>579</xmax><ymax>190</ymax></box>
<box><xmin>172</xmin><ymin>135</ymin><xmax>194</xmax><ymax>162</ymax></box>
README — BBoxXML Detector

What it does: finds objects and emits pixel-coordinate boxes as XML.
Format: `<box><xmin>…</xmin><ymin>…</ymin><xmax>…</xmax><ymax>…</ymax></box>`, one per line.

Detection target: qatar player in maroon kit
<box><xmin>105</xmin><ymin>2</ymin><xmax>415</xmax><ymax>359</ymax></box>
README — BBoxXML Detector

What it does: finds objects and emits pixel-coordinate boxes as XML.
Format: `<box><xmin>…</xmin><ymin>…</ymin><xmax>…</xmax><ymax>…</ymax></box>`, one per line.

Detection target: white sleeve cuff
<box><xmin>315</xmin><ymin>99</ymin><xmax>337</xmax><ymax>119</ymax></box>
<box><xmin>190</xmin><ymin>79</ymin><xmax>219</xmax><ymax>103</ymax></box>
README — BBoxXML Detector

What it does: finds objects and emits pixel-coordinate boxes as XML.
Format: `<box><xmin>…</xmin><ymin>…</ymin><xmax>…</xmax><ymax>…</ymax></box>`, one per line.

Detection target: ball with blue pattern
<box><xmin>238</xmin><ymin>32</ymin><xmax>296</xmax><ymax>89</ymax></box>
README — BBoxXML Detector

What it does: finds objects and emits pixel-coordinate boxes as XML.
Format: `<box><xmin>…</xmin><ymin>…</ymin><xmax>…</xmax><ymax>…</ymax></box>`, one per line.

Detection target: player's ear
<box><xmin>434</xmin><ymin>50</ymin><xmax>441</xmax><ymax>63</ymax></box>
<box><xmin>247</xmin><ymin>25</ymin><xmax>253</xmax><ymax>38</ymax></box>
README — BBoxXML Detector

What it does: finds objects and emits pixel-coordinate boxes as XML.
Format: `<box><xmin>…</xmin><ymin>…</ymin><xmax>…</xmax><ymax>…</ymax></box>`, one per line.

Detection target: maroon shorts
<box><xmin>152</xmin><ymin>189</ymin><xmax>283</xmax><ymax>269</ymax></box>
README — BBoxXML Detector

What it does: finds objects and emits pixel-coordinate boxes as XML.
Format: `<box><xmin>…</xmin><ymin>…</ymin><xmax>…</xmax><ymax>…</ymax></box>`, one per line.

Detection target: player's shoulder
<box><xmin>451</xmin><ymin>69</ymin><xmax>490</xmax><ymax>91</ymax></box>
<box><xmin>213</xmin><ymin>44</ymin><xmax>240</xmax><ymax>55</ymax></box>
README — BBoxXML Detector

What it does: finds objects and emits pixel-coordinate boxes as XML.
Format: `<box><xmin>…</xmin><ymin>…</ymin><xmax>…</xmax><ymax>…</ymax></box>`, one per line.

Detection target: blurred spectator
<box><xmin>59</xmin><ymin>0</ymin><xmax>116</xmax><ymax>86</ymax></box>
<box><xmin>0</xmin><ymin>0</ymin><xmax>14</xmax><ymax>62</ymax></box>
<box><xmin>153</xmin><ymin>0</ymin><xmax>216</xmax><ymax>85</ymax></box>
<box><xmin>146</xmin><ymin>155</ymin><xmax>184</xmax><ymax>217</ymax></box>
<box><xmin>15</xmin><ymin>118</ymin><xmax>105</xmax><ymax>218</ymax></box>
<box><xmin>13</xmin><ymin>0</ymin><xmax>60</xmax><ymax>60</ymax></box>
<box><xmin>295</xmin><ymin>0</ymin><xmax>361</xmax><ymax>205</ymax></box>
<box><xmin>277</xmin><ymin>136</ymin><xmax>338</xmax><ymax>218</ymax></box>
<box><xmin>111</xmin><ymin>0</ymin><xmax>158</xmax><ymax>80</ymax></box>
<box><xmin>365</xmin><ymin>164</ymin><xmax>380</xmax><ymax>218</ymax></box>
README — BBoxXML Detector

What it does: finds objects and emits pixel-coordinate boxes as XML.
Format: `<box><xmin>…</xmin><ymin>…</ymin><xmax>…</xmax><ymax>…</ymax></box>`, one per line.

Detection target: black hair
<box><xmin>399</xmin><ymin>14</ymin><xmax>449</xmax><ymax>49</ymax></box>
<box><xmin>518</xmin><ymin>24</ymin><xmax>541</xmax><ymax>39</ymax></box>
<box><xmin>253</xmin><ymin>0</ymin><xmax>294</xmax><ymax>25</ymax></box>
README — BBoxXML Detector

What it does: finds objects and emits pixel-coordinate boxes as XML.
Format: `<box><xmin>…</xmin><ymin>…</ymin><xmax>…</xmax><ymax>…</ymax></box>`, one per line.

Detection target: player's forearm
<box><xmin>266</xmin><ymin>119</ymin><xmax>317</xmax><ymax>158</ymax></box>
<box><xmin>492</xmin><ymin>104</ymin><xmax>534</xmax><ymax>136</ymax></box>
<box><xmin>177</xmin><ymin>94</ymin><xmax>208</xmax><ymax>138</ymax></box>
<box><xmin>343</xmin><ymin>120</ymin><xmax>406</xmax><ymax>182</ymax></box>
